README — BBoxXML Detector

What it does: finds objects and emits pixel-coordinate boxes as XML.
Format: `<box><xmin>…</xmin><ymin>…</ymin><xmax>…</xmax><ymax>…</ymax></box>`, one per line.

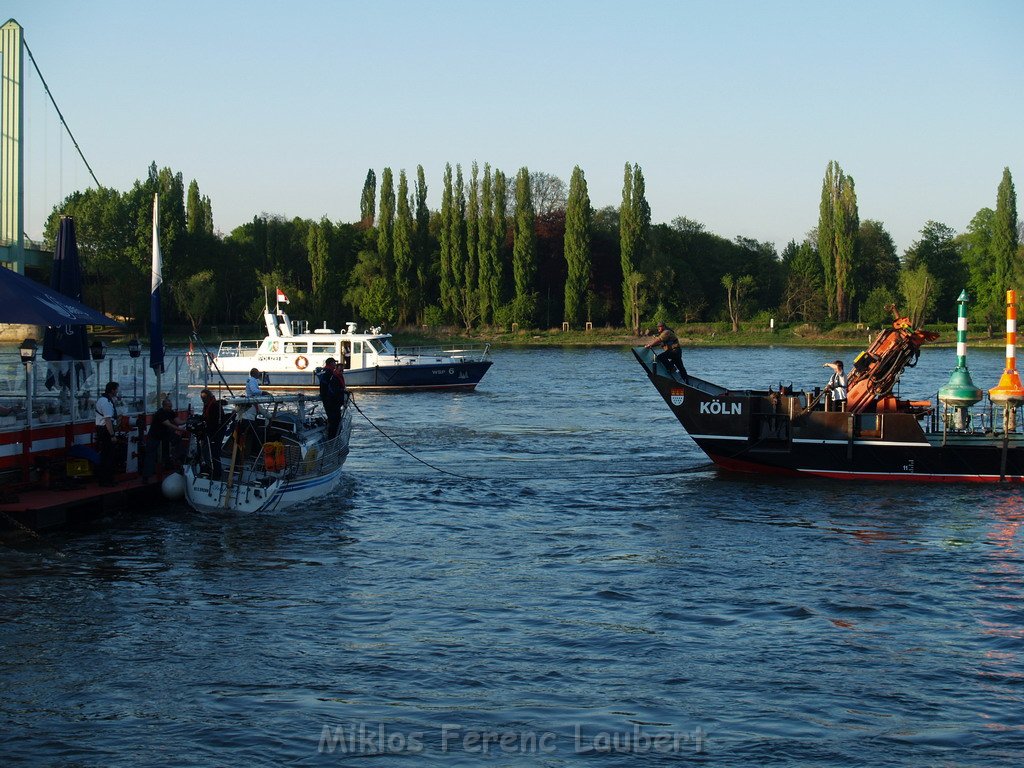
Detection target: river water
<box><xmin>1</xmin><ymin>345</ymin><xmax>1023</xmax><ymax>766</ymax></box>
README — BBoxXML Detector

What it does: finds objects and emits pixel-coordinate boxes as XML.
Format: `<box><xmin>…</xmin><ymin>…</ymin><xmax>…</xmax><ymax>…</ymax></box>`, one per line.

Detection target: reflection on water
<box><xmin>1</xmin><ymin>347</ymin><xmax>1023</xmax><ymax>766</ymax></box>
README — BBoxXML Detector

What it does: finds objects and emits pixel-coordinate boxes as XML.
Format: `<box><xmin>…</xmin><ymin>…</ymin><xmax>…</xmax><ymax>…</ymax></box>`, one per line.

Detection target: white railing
<box><xmin>0</xmin><ymin>350</ymin><xmax>209</xmax><ymax>432</ymax></box>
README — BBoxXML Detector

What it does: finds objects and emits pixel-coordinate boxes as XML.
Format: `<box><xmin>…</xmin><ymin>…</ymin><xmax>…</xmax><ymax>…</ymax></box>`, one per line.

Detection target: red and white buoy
<box><xmin>989</xmin><ymin>290</ymin><xmax>1024</xmax><ymax>409</ymax></box>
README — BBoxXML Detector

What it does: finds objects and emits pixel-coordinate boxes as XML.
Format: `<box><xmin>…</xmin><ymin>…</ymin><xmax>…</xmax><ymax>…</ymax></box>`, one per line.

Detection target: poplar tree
<box><xmin>512</xmin><ymin>166</ymin><xmax>537</xmax><ymax>325</ymax></box>
<box><xmin>478</xmin><ymin>164</ymin><xmax>494</xmax><ymax>324</ymax></box>
<box><xmin>993</xmin><ymin>167</ymin><xmax>1020</xmax><ymax>295</ymax></box>
<box><xmin>413</xmin><ymin>165</ymin><xmax>430</xmax><ymax>323</ymax></box>
<box><xmin>491</xmin><ymin>170</ymin><xmax>508</xmax><ymax>317</ymax></box>
<box><xmin>450</xmin><ymin>165</ymin><xmax>466</xmax><ymax>314</ymax></box>
<box><xmin>360</xmin><ymin>169</ymin><xmax>376</xmax><ymax>227</ymax></box>
<box><xmin>835</xmin><ymin>175</ymin><xmax>859</xmax><ymax>320</ymax></box>
<box><xmin>818</xmin><ymin>160</ymin><xmax>859</xmax><ymax>321</ymax></box>
<box><xmin>439</xmin><ymin>164</ymin><xmax>454</xmax><ymax>318</ymax></box>
<box><xmin>186</xmin><ymin>180</ymin><xmax>204</xmax><ymax>234</ymax></box>
<box><xmin>620</xmin><ymin>162</ymin><xmax>649</xmax><ymax>330</ymax></box>
<box><xmin>377</xmin><ymin>168</ymin><xmax>395</xmax><ymax>289</ymax></box>
<box><xmin>306</xmin><ymin>218</ymin><xmax>332</xmax><ymax>319</ymax></box>
<box><xmin>818</xmin><ymin>162</ymin><xmax>838</xmax><ymax>318</ymax></box>
<box><xmin>393</xmin><ymin>170</ymin><xmax>414</xmax><ymax>325</ymax></box>
<box><xmin>563</xmin><ymin>165</ymin><xmax>592</xmax><ymax>326</ymax></box>
<box><xmin>464</xmin><ymin>161</ymin><xmax>480</xmax><ymax>326</ymax></box>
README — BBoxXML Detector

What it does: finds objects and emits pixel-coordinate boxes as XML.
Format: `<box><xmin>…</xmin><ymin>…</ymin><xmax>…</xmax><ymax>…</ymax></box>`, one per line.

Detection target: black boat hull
<box><xmin>205</xmin><ymin>360</ymin><xmax>493</xmax><ymax>392</ymax></box>
<box><xmin>634</xmin><ymin>347</ymin><xmax>1024</xmax><ymax>483</ymax></box>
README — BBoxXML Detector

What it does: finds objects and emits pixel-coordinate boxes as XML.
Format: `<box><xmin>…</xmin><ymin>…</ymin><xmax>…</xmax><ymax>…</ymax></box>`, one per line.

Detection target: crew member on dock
<box><xmin>94</xmin><ymin>382</ymin><xmax>120</xmax><ymax>487</ymax></box>
<box><xmin>142</xmin><ymin>398</ymin><xmax>188</xmax><ymax>481</ymax></box>
<box><xmin>644</xmin><ymin>322</ymin><xmax>688</xmax><ymax>380</ymax></box>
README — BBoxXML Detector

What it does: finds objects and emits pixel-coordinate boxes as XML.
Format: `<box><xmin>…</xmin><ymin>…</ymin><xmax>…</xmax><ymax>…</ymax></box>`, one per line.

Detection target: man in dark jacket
<box><xmin>319</xmin><ymin>358</ymin><xmax>347</xmax><ymax>439</ymax></box>
<box><xmin>644</xmin><ymin>322</ymin><xmax>688</xmax><ymax>380</ymax></box>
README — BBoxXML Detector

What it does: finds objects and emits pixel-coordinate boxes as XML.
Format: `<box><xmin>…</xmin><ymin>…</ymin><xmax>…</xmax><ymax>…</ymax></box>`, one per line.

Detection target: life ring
<box><xmin>295</xmin><ymin>355</ymin><xmax>309</xmax><ymax>370</ymax></box>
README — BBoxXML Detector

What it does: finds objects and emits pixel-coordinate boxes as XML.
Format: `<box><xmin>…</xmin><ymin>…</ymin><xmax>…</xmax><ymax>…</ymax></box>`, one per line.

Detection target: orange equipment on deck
<box><xmin>845</xmin><ymin>310</ymin><xmax>940</xmax><ymax>414</ymax></box>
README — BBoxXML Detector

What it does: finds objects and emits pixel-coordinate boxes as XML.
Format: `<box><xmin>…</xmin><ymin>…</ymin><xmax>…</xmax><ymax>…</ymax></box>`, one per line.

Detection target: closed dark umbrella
<box><xmin>42</xmin><ymin>217</ymin><xmax>92</xmax><ymax>363</ymax></box>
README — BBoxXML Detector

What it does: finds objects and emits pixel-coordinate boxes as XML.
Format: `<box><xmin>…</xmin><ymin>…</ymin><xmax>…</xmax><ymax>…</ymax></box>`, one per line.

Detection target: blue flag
<box><xmin>149</xmin><ymin>193</ymin><xmax>165</xmax><ymax>374</ymax></box>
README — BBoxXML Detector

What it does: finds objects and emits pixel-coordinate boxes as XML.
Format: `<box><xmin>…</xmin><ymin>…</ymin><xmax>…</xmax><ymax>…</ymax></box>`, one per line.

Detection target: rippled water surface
<box><xmin>2</xmin><ymin>346</ymin><xmax>1023</xmax><ymax>766</ymax></box>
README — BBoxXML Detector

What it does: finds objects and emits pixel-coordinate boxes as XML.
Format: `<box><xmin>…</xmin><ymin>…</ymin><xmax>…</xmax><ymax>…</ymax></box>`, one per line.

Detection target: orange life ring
<box><xmin>295</xmin><ymin>355</ymin><xmax>309</xmax><ymax>370</ymax></box>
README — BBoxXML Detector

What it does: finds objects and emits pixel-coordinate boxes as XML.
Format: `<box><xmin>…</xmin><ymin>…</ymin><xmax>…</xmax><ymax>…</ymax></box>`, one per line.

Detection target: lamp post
<box><xmin>19</xmin><ymin>339</ymin><xmax>37</xmax><ymax>472</ymax></box>
<box><xmin>90</xmin><ymin>340</ymin><xmax>106</xmax><ymax>401</ymax></box>
<box><xmin>128</xmin><ymin>338</ymin><xmax>141</xmax><ymax>411</ymax></box>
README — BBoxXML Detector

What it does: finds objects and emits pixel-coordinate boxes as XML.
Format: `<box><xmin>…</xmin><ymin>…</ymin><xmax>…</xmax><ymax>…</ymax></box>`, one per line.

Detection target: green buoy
<box><xmin>938</xmin><ymin>289</ymin><xmax>983</xmax><ymax>410</ymax></box>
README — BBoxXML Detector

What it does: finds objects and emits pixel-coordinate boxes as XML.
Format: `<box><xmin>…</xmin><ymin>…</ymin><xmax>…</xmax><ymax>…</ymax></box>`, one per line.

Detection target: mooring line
<box><xmin>349</xmin><ymin>397</ymin><xmax>716</xmax><ymax>480</ymax></box>
<box><xmin>1</xmin><ymin>510</ymin><xmax>66</xmax><ymax>558</ymax></box>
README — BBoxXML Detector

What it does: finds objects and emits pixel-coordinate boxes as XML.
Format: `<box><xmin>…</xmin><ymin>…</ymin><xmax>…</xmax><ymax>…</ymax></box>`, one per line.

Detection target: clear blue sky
<box><xmin>6</xmin><ymin>0</ymin><xmax>1023</xmax><ymax>254</ymax></box>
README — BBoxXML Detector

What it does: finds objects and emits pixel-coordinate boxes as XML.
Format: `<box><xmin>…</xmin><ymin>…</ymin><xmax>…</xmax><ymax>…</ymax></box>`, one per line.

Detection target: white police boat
<box><xmin>182</xmin><ymin>392</ymin><xmax>352</xmax><ymax>514</ymax></box>
<box><xmin>206</xmin><ymin>304</ymin><xmax>492</xmax><ymax>391</ymax></box>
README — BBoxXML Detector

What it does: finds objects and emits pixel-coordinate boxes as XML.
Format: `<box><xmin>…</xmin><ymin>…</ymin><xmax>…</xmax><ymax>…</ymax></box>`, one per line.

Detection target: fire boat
<box><xmin>634</xmin><ymin>290</ymin><xmax>1024</xmax><ymax>483</ymax></box>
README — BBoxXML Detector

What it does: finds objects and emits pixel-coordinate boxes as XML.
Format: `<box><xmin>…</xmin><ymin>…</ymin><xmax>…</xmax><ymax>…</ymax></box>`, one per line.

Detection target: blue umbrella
<box><xmin>0</xmin><ymin>262</ymin><xmax>119</xmax><ymax>326</ymax></box>
<box><xmin>42</xmin><ymin>217</ymin><xmax>92</xmax><ymax>363</ymax></box>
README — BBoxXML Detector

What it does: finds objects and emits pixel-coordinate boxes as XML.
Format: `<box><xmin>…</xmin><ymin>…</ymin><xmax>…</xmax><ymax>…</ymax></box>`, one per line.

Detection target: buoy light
<box><xmin>989</xmin><ymin>290</ymin><xmax>1024</xmax><ymax>404</ymax></box>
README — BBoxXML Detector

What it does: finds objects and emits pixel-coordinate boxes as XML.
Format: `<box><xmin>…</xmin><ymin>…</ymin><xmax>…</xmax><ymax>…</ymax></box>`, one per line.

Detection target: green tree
<box><xmin>306</xmin><ymin>218</ymin><xmax>332</xmax><ymax>319</ymax></box>
<box><xmin>439</xmin><ymin>164</ymin><xmax>455</xmax><ymax>319</ymax></box>
<box><xmin>994</xmin><ymin>167</ymin><xmax>1020</xmax><ymax>296</ymax></box>
<box><xmin>478</xmin><ymin>164</ymin><xmax>494</xmax><ymax>324</ymax></box>
<box><xmin>818</xmin><ymin>160</ymin><xmax>859</xmax><ymax>321</ymax></box>
<box><xmin>491</xmin><ymin>170</ymin><xmax>509</xmax><ymax>316</ymax></box>
<box><xmin>186</xmin><ymin>180</ymin><xmax>208</xmax><ymax>234</ymax></box>
<box><xmin>413</xmin><ymin>165</ymin><xmax>431</xmax><ymax>322</ymax></box>
<box><xmin>377</xmin><ymin>167</ymin><xmax>395</xmax><ymax>290</ymax></box>
<box><xmin>899</xmin><ymin>264</ymin><xmax>937</xmax><ymax>328</ymax></box>
<box><xmin>511</xmin><ymin>166</ymin><xmax>537</xmax><ymax>325</ymax></box>
<box><xmin>44</xmin><ymin>186</ymin><xmax>136</xmax><ymax>320</ymax></box>
<box><xmin>345</xmin><ymin>249</ymin><xmax>397</xmax><ymax>327</ymax></box>
<box><xmin>960</xmin><ymin>207</ymin><xmax>999</xmax><ymax>333</ymax></box>
<box><xmin>721</xmin><ymin>273</ymin><xmax>756</xmax><ymax>332</ymax></box>
<box><xmin>563</xmin><ymin>165</ymin><xmax>592</xmax><ymax>326</ymax></box>
<box><xmin>780</xmin><ymin>239</ymin><xmax>826</xmax><ymax>322</ymax></box>
<box><xmin>451</xmin><ymin>164</ymin><xmax>466</xmax><ymax>321</ymax></box>
<box><xmin>463</xmin><ymin>161</ymin><xmax>480</xmax><ymax>328</ymax></box>
<box><xmin>902</xmin><ymin>221</ymin><xmax>962</xmax><ymax>320</ymax></box>
<box><xmin>620</xmin><ymin>163</ymin><xmax>650</xmax><ymax>330</ymax></box>
<box><xmin>172</xmin><ymin>269</ymin><xmax>217</xmax><ymax>332</ymax></box>
<box><xmin>360</xmin><ymin>169</ymin><xmax>376</xmax><ymax>227</ymax></box>
<box><xmin>854</xmin><ymin>220</ymin><xmax>900</xmax><ymax>309</ymax></box>
<box><xmin>394</xmin><ymin>170</ymin><xmax>414</xmax><ymax>325</ymax></box>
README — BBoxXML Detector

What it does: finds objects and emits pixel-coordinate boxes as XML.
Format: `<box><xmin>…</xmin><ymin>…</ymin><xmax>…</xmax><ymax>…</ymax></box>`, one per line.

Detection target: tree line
<box><xmin>44</xmin><ymin>160</ymin><xmax>1021</xmax><ymax>337</ymax></box>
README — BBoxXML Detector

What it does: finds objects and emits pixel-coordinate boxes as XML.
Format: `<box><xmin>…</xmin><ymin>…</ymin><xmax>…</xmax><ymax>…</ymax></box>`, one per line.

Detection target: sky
<box><xmin>5</xmin><ymin>0</ymin><xmax>1023</xmax><ymax>254</ymax></box>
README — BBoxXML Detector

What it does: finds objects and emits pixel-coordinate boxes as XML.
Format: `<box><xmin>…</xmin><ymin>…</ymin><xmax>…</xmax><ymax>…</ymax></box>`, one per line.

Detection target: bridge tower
<box><xmin>0</xmin><ymin>19</ymin><xmax>25</xmax><ymax>273</ymax></box>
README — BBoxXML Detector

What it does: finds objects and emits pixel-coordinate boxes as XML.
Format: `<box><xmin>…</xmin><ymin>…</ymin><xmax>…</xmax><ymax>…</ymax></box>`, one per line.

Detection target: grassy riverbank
<box><xmin>87</xmin><ymin>320</ymin><xmax>1008</xmax><ymax>350</ymax></box>
<box><xmin>392</xmin><ymin>321</ymin><xmax>1005</xmax><ymax>349</ymax></box>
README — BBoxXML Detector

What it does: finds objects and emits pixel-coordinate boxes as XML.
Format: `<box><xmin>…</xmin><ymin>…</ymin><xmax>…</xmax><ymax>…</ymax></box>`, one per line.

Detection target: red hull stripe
<box><xmin>709</xmin><ymin>454</ymin><xmax>1016</xmax><ymax>483</ymax></box>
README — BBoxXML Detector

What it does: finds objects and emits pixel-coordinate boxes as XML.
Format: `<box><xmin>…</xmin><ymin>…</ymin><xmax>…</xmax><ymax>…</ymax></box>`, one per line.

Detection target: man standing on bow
<box><xmin>644</xmin><ymin>322</ymin><xmax>688</xmax><ymax>380</ymax></box>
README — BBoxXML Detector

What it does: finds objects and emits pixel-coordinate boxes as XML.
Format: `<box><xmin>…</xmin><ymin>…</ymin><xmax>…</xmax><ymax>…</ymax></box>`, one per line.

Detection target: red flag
<box><xmin>276</xmin><ymin>288</ymin><xmax>289</xmax><ymax>304</ymax></box>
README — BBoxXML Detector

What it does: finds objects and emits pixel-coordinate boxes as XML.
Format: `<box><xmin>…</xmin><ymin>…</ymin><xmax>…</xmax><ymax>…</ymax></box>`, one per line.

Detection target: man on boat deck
<box><xmin>644</xmin><ymin>322</ymin><xmax>688</xmax><ymax>380</ymax></box>
<box><xmin>823</xmin><ymin>360</ymin><xmax>848</xmax><ymax>411</ymax></box>
<box><xmin>319</xmin><ymin>357</ymin><xmax>347</xmax><ymax>439</ymax></box>
<box><xmin>237</xmin><ymin>368</ymin><xmax>267</xmax><ymax>457</ymax></box>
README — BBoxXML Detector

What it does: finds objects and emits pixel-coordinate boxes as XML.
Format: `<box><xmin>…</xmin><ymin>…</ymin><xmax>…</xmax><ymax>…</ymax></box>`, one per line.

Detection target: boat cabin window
<box><xmin>312</xmin><ymin>342</ymin><xmax>336</xmax><ymax>355</ymax></box>
<box><xmin>351</xmin><ymin>341</ymin><xmax>363</xmax><ymax>355</ymax></box>
<box><xmin>283</xmin><ymin>341</ymin><xmax>308</xmax><ymax>354</ymax></box>
<box><xmin>367</xmin><ymin>338</ymin><xmax>396</xmax><ymax>355</ymax></box>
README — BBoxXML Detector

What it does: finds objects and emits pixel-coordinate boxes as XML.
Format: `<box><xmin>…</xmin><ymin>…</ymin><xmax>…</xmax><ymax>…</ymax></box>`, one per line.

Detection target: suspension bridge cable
<box><xmin>22</xmin><ymin>37</ymin><xmax>101</xmax><ymax>189</ymax></box>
